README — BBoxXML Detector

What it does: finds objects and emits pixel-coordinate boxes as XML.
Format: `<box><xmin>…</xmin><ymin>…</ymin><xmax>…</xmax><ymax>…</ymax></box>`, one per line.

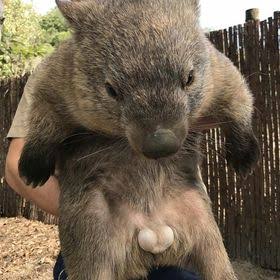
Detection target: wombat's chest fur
<box><xmin>58</xmin><ymin>132</ymin><xmax>201</xmax><ymax>206</ymax></box>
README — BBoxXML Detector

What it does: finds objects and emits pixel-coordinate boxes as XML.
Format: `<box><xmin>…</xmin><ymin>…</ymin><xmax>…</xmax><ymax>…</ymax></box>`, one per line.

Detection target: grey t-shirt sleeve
<box><xmin>6</xmin><ymin>73</ymin><xmax>35</xmax><ymax>139</ymax></box>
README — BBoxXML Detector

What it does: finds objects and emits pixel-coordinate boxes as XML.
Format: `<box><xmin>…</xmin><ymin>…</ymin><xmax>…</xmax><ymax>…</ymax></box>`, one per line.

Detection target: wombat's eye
<box><xmin>105</xmin><ymin>83</ymin><xmax>120</xmax><ymax>101</ymax></box>
<box><xmin>183</xmin><ymin>70</ymin><xmax>194</xmax><ymax>88</ymax></box>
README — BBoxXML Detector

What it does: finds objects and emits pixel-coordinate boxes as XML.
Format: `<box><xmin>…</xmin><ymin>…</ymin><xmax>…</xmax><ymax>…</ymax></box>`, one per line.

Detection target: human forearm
<box><xmin>5</xmin><ymin>169</ymin><xmax>60</xmax><ymax>216</ymax></box>
<box><xmin>5</xmin><ymin>138</ymin><xmax>60</xmax><ymax>216</ymax></box>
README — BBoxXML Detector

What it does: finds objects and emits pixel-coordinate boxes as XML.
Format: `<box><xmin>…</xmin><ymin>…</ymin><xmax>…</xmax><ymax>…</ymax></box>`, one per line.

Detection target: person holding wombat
<box><xmin>6</xmin><ymin>0</ymin><xmax>259</xmax><ymax>279</ymax></box>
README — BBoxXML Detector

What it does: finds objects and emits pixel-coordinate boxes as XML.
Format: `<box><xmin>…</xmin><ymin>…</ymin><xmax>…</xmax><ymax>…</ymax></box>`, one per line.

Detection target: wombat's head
<box><xmin>57</xmin><ymin>0</ymin><xmax>209</xmax><ymax>159</ymax></box>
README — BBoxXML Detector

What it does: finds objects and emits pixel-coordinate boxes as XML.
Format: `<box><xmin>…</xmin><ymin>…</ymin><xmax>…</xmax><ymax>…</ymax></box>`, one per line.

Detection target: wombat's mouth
<box><xmin>142</xmin><ymin>129</ymin><xmax>181</xmax><ymax>159</ymax></box>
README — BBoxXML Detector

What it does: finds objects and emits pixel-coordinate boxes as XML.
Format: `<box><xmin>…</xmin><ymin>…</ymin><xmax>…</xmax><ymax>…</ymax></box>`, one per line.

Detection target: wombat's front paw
<box><xmin>226</xmin><ymin>130</ymin><xmax>259</xmax><ymax>178</ymax></box>
<box><xmin>18</xmin><ymin>143</ymin><xmax>56</xmax><ymax>187</ymax></box>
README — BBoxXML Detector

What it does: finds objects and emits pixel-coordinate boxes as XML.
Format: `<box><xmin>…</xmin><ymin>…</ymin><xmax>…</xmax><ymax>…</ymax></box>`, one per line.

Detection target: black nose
<box><xmin>142</xmin><ymin>129</ymin><xmax>180</xmax><ymax>159</ymax></box>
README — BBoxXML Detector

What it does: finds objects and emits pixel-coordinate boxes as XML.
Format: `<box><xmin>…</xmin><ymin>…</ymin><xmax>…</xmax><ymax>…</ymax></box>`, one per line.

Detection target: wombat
<box><xmin>18</xmin><ymin>0</ymin><xmax>259</xmax><ymax>279</ymax></box>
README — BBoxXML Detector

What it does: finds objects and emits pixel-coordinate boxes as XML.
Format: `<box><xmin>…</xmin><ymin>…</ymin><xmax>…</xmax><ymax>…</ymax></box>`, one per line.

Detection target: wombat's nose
<box><xmin>142</xmin><ymin>129</ymin><xmax>180</xmax><ymax>159</ymax></box>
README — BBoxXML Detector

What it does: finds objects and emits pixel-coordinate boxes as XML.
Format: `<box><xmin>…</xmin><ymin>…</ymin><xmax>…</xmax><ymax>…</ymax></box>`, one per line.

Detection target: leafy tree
<box><xmin>40</xmin><ymin>8</ymin><xmax>70</xmax><ymax>47</ymax></box>
<box><xmin>0</xmin><ymin>0</ymin><xmax>69</xmax><ymax>78</ymax></box>
<box><xmin>0</xmin><ymin>0</ymin><xmax>4</xmax><ymax>41</ymax></box>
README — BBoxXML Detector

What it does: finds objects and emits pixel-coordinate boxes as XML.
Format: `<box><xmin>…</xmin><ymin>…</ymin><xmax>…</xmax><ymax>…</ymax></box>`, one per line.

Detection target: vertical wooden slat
<box><xmin>268</xmin><ymin>16</ymin><xmax>279</xmax><ymax>270</ymax></box>
<box><xmin>273</xmin><ymin>11</ymin><xmax>280</xmax><ymax>270</ymax></box>
<box><xmin>261</xmin><ymin>19</ymin><xmax>271</xmax><ymax>267</ymax></box>
<box><xmin>237</xmin><ymin>24</ymin><xmax>246</xmax><ymax>261</ymax></box>
<box><xmin>259</xmin><ymin>19</ymin><xmax>267</xmax><ymax>268</ymax></box>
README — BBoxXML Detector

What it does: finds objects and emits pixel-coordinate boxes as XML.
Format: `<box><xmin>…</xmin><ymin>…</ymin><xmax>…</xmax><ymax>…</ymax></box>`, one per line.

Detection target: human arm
<box><xmin>4</xmin><ymin>67</ymin><xmax>60</xmax><ymax>216</ymax></box>
<box><xmin>5</xmin><ymin>138</ymin><xmax>60</xmax><ymax>216</ymax></box>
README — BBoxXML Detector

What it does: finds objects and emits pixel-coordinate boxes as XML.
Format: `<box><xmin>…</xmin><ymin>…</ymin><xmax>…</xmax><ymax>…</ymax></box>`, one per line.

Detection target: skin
<box><xmin>5</xmin><ymin>138</ymin><xmax>60</xmax><ymax>216</ymax></box>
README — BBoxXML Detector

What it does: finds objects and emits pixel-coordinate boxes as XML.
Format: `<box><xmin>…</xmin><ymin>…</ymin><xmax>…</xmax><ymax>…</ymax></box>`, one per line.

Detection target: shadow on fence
<box><xmin>0</xmin><ymin>12</ymin><xmax>279</xmax><ymax>271</ymax></box>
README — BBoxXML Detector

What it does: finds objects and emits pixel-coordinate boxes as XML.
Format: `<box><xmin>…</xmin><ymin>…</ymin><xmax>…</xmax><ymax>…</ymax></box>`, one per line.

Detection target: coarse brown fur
<box><xmin>18</xmin><ymin>0</ymin><xmax>259</xmax><ymax>279</ymax></box>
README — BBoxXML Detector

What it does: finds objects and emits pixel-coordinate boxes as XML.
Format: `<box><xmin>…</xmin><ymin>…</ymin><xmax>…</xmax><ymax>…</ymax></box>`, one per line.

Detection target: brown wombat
<box><xmin>18</xmin><ymin>0</ymin><xmax>259</xmax><ymax>279</ymax></box>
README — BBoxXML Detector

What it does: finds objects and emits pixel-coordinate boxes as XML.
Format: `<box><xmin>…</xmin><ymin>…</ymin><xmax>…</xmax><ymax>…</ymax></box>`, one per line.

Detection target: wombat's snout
<box><xmin>142</xmin><ymin>129</ymin><xmax>180</xmax><ymax>159</ymax></box>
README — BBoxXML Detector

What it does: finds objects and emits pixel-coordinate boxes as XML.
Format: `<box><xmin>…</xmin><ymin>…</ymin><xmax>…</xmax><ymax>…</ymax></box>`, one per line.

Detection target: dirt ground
<box><xmin>0</xmin><ymin>217</ymin><xmax>279</xmax><ymax>280</ymax></box>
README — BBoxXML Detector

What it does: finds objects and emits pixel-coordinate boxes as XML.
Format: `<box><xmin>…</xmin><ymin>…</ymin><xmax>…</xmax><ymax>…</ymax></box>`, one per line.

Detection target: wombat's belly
<box><xmin>112</xmin><ymin>187</ymin><xmax>210</xmax><ymax>269</ymax></box>
<box><xmin>59</xmin><ymin>184</ymin><xmax>210</xmax><ymax>279</ymax></box>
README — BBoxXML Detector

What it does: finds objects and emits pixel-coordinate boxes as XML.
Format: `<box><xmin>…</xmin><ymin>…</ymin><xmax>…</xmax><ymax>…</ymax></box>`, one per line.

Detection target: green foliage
<box><xmin>40</xmin><ymin>8</ymin><xmax>70</xmax><ymax>47</ymax></box>
<box><xmin>0</xmin><ymin>0</ymin><xmax>70</xmax><ymax>78</ymax></box>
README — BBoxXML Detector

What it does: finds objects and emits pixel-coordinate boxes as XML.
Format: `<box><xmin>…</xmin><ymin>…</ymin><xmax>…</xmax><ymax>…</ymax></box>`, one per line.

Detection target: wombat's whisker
<box><xmin>77</xmin><ymin>146</ymin><xmax>114</xmax><ymax>161</ymax></box>
<box><xmin>200</xmin><ymin>146</ymin><xmax>226</xmax><ymax>160</ymax></box>
<box><xmin>189</xmin><ymin>120</ymin><xmax>233</xmax><ymax>131</ymax></box>
<box><xmin>244</xmin><ymin>71</ymin><xmax>270</xmax><ymax>79</ymax></box>
<box><xmin>60</xmin><ymin>132</ymin><xmax>96</xmax><ymax>143</ymax></box>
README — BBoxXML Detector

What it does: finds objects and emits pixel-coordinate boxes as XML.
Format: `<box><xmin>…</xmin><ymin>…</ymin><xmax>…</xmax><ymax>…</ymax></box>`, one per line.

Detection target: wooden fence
<box><xmin>201</xmin><ymin>12</ymin><xmax>280</xmax><ymax>270</ymax></box>
<box><xmin>0</xmin><ymin>74</ymin><xmax>57</xmax><ymax>224</ymax></box>
<box><xmin>0</xmin><ymin>12</ymin><xmax>279</xmax><ymax>270</ymax></box>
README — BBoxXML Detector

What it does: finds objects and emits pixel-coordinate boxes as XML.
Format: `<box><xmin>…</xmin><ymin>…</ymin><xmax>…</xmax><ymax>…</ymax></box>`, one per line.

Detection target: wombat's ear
<box><xmin>189</xmin><ymin>0</ymin><xmax>199</xmax><ymax>7</ymax></box>
<box><xmin>189</xmin><ymin>0</ymin><xmax>200</xmax><ymax>14</ymax></box>
<box><xmin>56</xmin><ymin>0</ymin><xmax>92</xmax><ymax>27</ymax></box>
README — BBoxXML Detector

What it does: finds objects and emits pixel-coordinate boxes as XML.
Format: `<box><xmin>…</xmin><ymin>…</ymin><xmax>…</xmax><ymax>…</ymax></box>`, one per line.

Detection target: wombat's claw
<box><xmin>240</xmin><ymin>168</ymin><xmax>254</xmax><ymax>180</ymax></box>
<box><xmin>240</xmin><ymin>172</ymin><xmax>248</xmax><ymax>180</ymax></box>
<box><xmin>138</xmin><ymin>226</ymin><xmax>174</xmax><ymax>254</ymax></box>
<box><xmin>231</xmin><ymin>164</ymin><xmax>250</xmax><ymax>180</ymax></box>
